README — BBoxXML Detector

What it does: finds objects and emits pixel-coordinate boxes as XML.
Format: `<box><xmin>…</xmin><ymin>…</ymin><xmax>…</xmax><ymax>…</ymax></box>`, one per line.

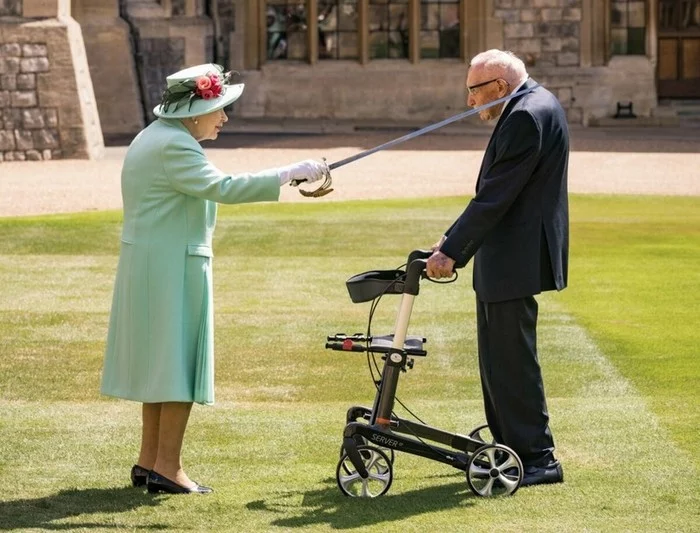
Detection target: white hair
<box><xmin>470</xmin><ymin>49</ymin><xmax>528</xmax><ymax>86</ymax></box>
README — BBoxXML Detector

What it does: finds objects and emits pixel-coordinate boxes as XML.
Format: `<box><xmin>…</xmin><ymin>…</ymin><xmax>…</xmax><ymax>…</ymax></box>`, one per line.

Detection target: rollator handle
<box><xmin>404</xmin><ymin>256</ymin><xmax>428</xmax><ymax>296</ymax></box>
<box><xmin>406</xmin><ymin>249</ymin><xmax>433</xmax><ymax>264</ymax></box>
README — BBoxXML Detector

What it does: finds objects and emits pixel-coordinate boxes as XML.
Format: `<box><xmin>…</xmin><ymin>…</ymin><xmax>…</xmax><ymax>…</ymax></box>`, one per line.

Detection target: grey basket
<box><xmin>346</xmin><ymin>270</ymin><xmax>406</xmax><ymax>303</ymax></box>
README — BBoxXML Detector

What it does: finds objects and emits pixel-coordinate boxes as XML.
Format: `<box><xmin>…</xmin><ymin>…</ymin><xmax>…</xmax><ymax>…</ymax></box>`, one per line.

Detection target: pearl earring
<box><xmin>193</xmin><ymin>118</ymin><xmax>199</xmax><ymax>125</ymax></box>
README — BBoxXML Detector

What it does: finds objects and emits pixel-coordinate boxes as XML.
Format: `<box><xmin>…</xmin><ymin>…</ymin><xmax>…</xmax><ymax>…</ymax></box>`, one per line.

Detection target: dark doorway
<box><xmin>658</xmin><ymin>0</ymin><xmax>700</xmax><ymax>97</ymax></box>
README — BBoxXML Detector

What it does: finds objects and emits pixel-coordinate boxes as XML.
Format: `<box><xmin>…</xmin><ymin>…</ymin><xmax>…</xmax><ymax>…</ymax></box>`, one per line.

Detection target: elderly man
<box><xmin>427</xmin><ymin>49</ymin><xmax>569</xmax><ymax>487</ymax></box>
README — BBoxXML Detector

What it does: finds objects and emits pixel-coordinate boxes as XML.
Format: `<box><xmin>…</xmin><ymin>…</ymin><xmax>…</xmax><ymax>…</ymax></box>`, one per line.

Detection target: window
<box><xmin>319</xmin><ymin>0</ymin><xmax>359</xmax><ymax>59</ymax></box>
<box><xmin>610</xmin><ymin>0</ymin><xmax>647</xmax><ymax>55</ymax></box>
<box><xmin>369</xmin><ymin>0</ymin><xmax>409</xmax><ymax>59</ymax></box>
<box><xmin>266</xmin><ymin>0</ymin><xmax>308</xmax><ymax>60</ymax></box>
<box><xmin>262</xmin><ymin>0</ymin><xmax>466</xmax><ymax>63</ymax></box>
<box><xmin>420</xmin><ymin>0</ymin><xmax>460</xmax><ymax>58</ymax></box>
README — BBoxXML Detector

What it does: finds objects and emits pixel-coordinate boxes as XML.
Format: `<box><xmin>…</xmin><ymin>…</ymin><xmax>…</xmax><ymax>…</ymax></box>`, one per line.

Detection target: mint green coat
<box><xmin>101</xmin><ymin>119</ymin><xmax>280</xmax><ymax>405</ymax></box>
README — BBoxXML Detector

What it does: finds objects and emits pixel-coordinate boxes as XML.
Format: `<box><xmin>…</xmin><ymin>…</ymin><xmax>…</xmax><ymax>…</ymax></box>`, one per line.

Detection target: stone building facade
<box><xmin>2</xmin><ymin>0</ymin><xmax>698</xmax><ymax>159</ymax></box>
<box><xmin>235</xmin><ymin>0</ymin><xmax>666</xmax><ymax>126</ymax></box>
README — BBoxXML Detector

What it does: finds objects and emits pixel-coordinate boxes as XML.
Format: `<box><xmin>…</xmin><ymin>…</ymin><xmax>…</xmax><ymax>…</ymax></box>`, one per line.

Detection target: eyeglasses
<box><xmin>466</xmin><ymin>78</ymin><xmax>502</xmax><ymax>95</ymax></box>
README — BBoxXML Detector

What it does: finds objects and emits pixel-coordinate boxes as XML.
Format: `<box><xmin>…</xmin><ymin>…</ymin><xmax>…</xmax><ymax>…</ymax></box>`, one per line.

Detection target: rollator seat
<box><xmin>346</xmin><ymin>270</ymin><xmax>406</xmax><ymax>303</ymax></box>
<box><xmin>370</xmin><ymin>334</ymin><xmax>427</xmax><ymax>356</ymax></box>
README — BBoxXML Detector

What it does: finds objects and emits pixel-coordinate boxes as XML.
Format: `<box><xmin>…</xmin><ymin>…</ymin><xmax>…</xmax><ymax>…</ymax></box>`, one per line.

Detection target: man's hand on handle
<box><xmin>426</xmin><ymin>250</ymin><xmax>456</xmax><ymax>279</ymax></box>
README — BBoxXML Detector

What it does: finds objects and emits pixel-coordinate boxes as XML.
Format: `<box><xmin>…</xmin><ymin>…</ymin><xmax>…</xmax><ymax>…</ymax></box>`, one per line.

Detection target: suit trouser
<box><xmin>476</xmin><ymin>295</ymin><xmax>556</xmax><ymax>467</ymax></box>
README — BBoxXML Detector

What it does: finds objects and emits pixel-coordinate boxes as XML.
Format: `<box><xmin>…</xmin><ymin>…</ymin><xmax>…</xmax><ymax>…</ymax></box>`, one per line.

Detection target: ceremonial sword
<box><xmin>294</xmin><ymin>83</ymin><xmax>541</xmax><ymax>197</ymax></box>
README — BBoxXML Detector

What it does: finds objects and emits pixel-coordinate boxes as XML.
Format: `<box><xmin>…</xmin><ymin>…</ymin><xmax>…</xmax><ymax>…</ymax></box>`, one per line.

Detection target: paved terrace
<box><xmin>0</xmin><ymin>122</ymin><xmax>698</xmax><ymax>217</ymax></box>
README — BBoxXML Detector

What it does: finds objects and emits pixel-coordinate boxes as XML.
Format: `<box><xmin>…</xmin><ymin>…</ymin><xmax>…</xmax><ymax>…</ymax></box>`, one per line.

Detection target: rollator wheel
<box><xmin>336</xmin><ymin>445</ymin><xmax>393</xmax><ymax>497</ymax></box>
<box><xmin>466</xmin><ymin>443</ymin><xmax>523</xmax><ymax>497</ymax></box>
<box><xmin>339</xmin><ymin>436</ymin><xmax>395</xmax><ymax>475</ymax></box>
<box><xmin>468</xmin><ymin>423</ymin><xmax>495</xmax><ymax>444</ymax></box>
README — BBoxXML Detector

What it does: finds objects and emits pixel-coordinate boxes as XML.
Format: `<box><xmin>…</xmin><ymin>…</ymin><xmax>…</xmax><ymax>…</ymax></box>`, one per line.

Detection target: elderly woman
<box><xmin>100</xmin><ymin>64</ymin><xmax>327</xmax><ymax>494</ymax></box>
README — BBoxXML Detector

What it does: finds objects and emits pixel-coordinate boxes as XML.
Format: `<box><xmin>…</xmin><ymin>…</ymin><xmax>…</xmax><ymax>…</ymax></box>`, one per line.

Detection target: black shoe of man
<box><xmin>520</xmin><ymin>461</ymin><xmax>564</xmax><ymax>488</ymax></box>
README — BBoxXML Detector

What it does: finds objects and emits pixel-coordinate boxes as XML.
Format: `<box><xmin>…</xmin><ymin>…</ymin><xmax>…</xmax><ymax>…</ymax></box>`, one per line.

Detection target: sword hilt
<box><xmin>293</xmin><ymin>157</ymin><xmax>334</xmax><ymax>198</ymax></box>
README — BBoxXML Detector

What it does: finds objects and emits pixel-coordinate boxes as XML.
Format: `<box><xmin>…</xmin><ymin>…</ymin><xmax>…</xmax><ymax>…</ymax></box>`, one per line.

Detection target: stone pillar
<box><xmin>0</xmin><ymin>0</ymin><xmax>104</xmax><ymax>160</ymax></box>
<box><xmin>466</xmin><ymin>0</ymin><xmax>504</xmax><ymax>60</ymax></box>
<box><xmin>71</xmin><ymin>0</ymin><xmax>144</xmax><ymax>137</ymax></box>
<box><xmin>211</xmin><ymin>0</ymin><xmax>243</xmax><ymax>70</ymax></box>
<box><xmin>121</xmin><ymin>0</ymin><xmax>214</xmax><ymax>122</ymax></box>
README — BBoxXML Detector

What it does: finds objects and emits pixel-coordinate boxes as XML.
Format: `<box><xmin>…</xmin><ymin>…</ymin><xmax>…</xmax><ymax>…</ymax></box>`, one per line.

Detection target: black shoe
<box><xmin>146</xmin><ymin>471</ymin><xmax>213</xmax><ymax>494</ymax></box>
<box><xmin>520</xmin><ymin>461</ymin><xmax>564</xmax><ymax>487</ymax></box>
<box><xmin>131</xmin><ymin>465</ymin><xmax>150</xmax><ymax>487</ymax></box>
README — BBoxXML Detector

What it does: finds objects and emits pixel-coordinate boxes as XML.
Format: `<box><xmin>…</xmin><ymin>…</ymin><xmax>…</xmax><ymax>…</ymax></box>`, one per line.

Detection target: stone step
<box><xmin>589</xmin><ymin>115</ymin><xmax>681</xmax><ymax>127</ymax></box>
<box><xmin>675</xmin><ymin>108</ymin><xmax>700</xmax><ymax>116</ymax></box>
<box><xmin>659</xmin><ymin>99</ymin><xmax>700</xmax><ymax>114</ymax></box>
<box><xmin>657</xmin><ymin>99</ymin><xmax>700</xmax><ymax>127</ymax></box>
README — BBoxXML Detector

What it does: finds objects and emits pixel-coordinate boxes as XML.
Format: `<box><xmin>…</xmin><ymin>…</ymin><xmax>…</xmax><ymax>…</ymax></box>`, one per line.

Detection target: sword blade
<box><xmin>328</xmin><ymin>84</ymin><xmax>540</xmax><ymax>171</ymax></box>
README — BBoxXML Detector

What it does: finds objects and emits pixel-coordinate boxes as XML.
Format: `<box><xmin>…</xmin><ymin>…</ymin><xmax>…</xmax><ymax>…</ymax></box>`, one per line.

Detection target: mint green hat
<box><xmin>153</xmin><ymin>64</ymin><xmax>244</xmax><ymax>119</ymax></box>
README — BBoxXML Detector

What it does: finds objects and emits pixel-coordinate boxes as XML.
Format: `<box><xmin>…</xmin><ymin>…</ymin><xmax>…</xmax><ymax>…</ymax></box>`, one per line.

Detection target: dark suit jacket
<box><xmin>440</xmin><ymin>78</ymin><xmax>569</xmax><ymax>303</ymax></box>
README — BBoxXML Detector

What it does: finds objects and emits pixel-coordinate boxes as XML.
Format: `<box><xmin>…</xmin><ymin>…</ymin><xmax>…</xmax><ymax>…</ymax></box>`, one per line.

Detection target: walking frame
<box><xmin>325</xmin><ymin>250</ymin><xmax>524</xmax><ymax>498</ymax></box>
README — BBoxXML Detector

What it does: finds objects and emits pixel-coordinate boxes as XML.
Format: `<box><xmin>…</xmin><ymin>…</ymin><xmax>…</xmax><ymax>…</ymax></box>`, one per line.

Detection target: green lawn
<box><xmin>560</xmin><ymin>195</ymin><xmax>700</xmax><ymax>462</ymax></box>
<box><xmin>0</xmin><ymin>196</ymin><xmax>698</xmax><ymax>532</ymax></box>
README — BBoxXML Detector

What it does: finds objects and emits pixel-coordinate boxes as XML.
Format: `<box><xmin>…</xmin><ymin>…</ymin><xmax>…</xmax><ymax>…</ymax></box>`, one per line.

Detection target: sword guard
<box><xmin>296</xmin><ymin>157</ymin><xmax>333</xmax><ymax>198</ymax></box>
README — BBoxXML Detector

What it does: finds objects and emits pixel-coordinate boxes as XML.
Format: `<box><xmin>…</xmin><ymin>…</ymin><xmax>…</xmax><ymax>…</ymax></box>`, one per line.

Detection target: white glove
<box><xmin>277</xmin><ymin>159</ymin><xmax>328</xmax><ymax>186</ymax></box>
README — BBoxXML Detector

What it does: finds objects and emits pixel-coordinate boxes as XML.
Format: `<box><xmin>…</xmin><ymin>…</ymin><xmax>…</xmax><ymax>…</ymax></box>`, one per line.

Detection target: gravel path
<box><xmin>1</xmin><ymin>128</ymin><xmax>698</xmax><ymax>217</ymax></box>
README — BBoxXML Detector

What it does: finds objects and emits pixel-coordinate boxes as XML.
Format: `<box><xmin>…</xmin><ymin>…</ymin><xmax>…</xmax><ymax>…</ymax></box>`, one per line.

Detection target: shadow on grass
<box><xmin>247</xmin><ymin>478</ymin><xmax>475</xmax><ymax>529</ymax></box>
<box><xmin>0</xmin><ymin>487</ymin><xmax>166</xmax><ymax>530</ymax></box>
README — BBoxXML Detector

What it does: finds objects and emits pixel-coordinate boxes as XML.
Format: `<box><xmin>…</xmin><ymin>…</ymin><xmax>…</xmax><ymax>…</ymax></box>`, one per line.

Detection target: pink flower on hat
<box><xmin>195</xmin><ymin>75</ymin><xmax>212</xmax><ymax>92</ymax></box>
<box><xmin>209</xmin><ymin>74</ymin><xmax>224</xmax><ymax>97</ymax></box>
<box><xmin>194</xmin><ymin>72</ymin><xmax>224</xmax><ymax>99</ymax></box>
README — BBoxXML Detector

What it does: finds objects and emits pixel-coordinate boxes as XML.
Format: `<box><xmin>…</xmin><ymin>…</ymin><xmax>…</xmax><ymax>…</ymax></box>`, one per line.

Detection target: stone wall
<box><xmin>236</xmin><ymin>62</ymin><xmax>473</xmax><ymax>123</ymax></box>
<box><xmin>0</xmin><ymin>17</ymin><xmax>104</xmax><ymax>160</ymax></box>
<box><xmin>236</xmin><ymin>60</ymin><xmax>603</xmax><ymax>126</ymax></box>
<box><xmin>495</xmin><ymin>0</ymin><xmax>582</xmax><ymax>69</ymax></box>
<box><xmin>569</xmin><ymin>56</ymin><xmax>657</xmax><ymax>124</ymax></box>
<box><xmin>235</xmin><ymin>60</ymin><xmax>594</xmax><ymax>125</ymax></box>
<box><xmin>0</xmin><ymin>41</ymin><xmax>60</xmax><ymax>161</ymax></box>
<box><xmin>492</xmin><ymin>0</ymin><xmax>583</xmax><ymax>124</ymax></box>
